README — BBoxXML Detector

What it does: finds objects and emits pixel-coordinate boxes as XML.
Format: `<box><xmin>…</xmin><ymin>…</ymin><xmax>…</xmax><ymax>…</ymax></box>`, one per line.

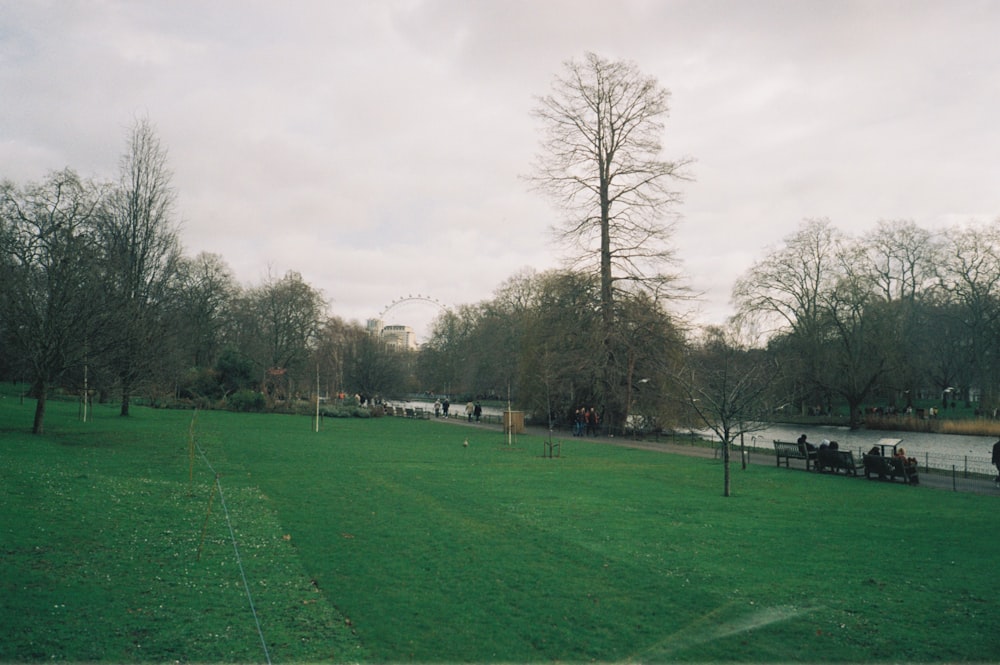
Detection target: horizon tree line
<box><xmin>3</xmin><ymin>58</ymin><xmax>1000</xmax><ymax>457</ymax></box>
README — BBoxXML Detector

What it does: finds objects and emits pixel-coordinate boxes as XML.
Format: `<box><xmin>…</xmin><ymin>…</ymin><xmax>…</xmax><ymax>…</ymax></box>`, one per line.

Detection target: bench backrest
<box><xmin>773</xmin><ymin>440</ymin><xmax>808</xmax><ymax>457</ymax></box>
<box><xmin>863</xmin><ymin>453</ymin><xmax>889</xmax><ymax>471</ymax></box>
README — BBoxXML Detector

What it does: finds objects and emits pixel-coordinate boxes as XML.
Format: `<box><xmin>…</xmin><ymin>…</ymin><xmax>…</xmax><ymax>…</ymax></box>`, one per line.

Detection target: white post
<box><xmin>507</xmin><ymin>383</ymin><xmax>512</xmax><ymax>446</ymax></box>
<box><xmin>82</xmin><ymin>360</ymin><xmax>89</xmax><ymax>423</ymax></box>
<box><xmin>314</xmin><ymin>364</ymin><xmax>320</xmax><ymax>433</ymax></box>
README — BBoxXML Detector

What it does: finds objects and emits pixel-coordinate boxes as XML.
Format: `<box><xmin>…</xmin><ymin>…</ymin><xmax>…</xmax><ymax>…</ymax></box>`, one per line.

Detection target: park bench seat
<box><xmin>862</xmin><ymin>454</ymin><xmax>919</xmax><ymax>484</ymax></box>
<box><xmin>816</xmin><ymin>448</ymin><xmax>859</xmax><ymax>475</ymax></box>
<box><xmin>773</xmin><ymin>440</ymin><xmax>817</xmax><ymax>471</ymax></box>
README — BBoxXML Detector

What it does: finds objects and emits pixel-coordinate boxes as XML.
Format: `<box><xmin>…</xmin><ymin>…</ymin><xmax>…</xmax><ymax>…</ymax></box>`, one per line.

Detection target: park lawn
<box><xmin>1</xmin><ymin>393</ymin><xmax>999</xmax><ymax>662</ymax></box>
<box><xmin>0</xmin><ymin>397</ymin><xmax>364</xmax><ymax>663</ymax></box>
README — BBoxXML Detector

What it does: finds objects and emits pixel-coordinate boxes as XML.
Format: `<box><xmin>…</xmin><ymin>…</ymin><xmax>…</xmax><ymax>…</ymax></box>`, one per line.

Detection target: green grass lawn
<box><xmin>2</xmin><ymin>393</ymin><xmax>999</xmax><ymax>662</ymax></box>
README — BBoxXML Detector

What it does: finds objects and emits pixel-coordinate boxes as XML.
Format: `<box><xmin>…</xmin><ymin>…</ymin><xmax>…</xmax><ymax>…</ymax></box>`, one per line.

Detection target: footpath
<box><xmin>432</xmin><ymin>415</ymin><xmax>999</xmax><ymax>496</ymax></box>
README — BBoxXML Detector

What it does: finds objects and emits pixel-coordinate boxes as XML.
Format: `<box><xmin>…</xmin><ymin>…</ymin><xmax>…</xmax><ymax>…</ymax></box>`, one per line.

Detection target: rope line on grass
<box><xmin>196</xmin><ymin>442</ymin><xmax>273</xmax><ymax>665</ymax></box>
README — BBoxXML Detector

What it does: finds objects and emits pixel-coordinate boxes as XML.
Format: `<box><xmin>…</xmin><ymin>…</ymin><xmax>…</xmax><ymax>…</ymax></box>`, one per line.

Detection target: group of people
<box><xmin>798</xmin><ymin>434</ymin><xmax>845</xmax><ymax>472</ymax></box>
<box><xmin>797</xmin><ymin>433</ymin><xmax>1000</xmax><ymax>487</ymax></box>
<box><xmin>865</xmin><ymin>444</ymin><xmax>920</xmax><ymax>483</ymax></box>
<box><xmin>572</xmin><ymin>407</ymin><xmax>600</xmax><ymax>436</ymax></box>
<box><xmin>431</xmin><ymin>398</ymin><xmax>483</xmax><ymax>422</ymax></box>
<box><xmin>797</xmin><ymin>433</ymin><xmax>919</xmax><ymax>482</ymax></box>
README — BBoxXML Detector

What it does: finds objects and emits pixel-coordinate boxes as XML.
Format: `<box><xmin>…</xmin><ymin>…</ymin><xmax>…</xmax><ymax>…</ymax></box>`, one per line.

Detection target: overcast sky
<box><xmin>3</xmin><ymin>0</ymin><xmax>999</xmax><ymax>340</ymax></box>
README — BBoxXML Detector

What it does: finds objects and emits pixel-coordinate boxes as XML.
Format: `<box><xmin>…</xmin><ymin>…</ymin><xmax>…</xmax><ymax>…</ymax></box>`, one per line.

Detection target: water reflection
<box><xmin>710</xmin><ymin>423</ymin><xmax>995</xmax><ymax>473</ymax></box>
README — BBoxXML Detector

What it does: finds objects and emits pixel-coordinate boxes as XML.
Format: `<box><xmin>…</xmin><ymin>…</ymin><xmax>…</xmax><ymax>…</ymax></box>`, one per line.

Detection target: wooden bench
<box><xmin>816</xmin><ymin>448</ymin><xmax>859</xmax><ymax>475</ymax></box>
<box><xmin>773</xmin><ymin>440</ymin><xmax>817</xmax><ymax>471</ymax></box>
<box><xmin>862</xmin><ymin>454</ymin><xmax>919</xmax><ymax>484</ymax></box>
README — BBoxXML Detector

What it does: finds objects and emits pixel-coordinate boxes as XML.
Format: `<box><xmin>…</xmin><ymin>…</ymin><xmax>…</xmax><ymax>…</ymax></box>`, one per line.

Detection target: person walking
<box><xmin>992</xmin><ymin>438</ymin><xmax>1000</xmax><ymax>487</ymax></box>
<box><xmin>466</xmin><ymin>401</ymin><xmax>474</xmax><ymax>422</ymax></box>
<box><xmin>586</xmin><ymin>407</ymin><xmax>599</xmax><ymax>436</ymax></box>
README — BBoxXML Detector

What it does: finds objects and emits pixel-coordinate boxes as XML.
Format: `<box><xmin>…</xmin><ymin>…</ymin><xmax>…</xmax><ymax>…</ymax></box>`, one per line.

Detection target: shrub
<box><xmin>226</xmin><ymin>389</ymin><xmax>266</xmax><ymax>413</ymax></box>
<box><xmin>320</xmin><ymin>405</ymin><xmax>371</xmax><ymax>419</ymax></box>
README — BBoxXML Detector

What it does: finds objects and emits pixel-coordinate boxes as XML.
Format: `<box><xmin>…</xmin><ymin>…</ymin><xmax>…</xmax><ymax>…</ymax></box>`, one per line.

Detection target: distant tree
<box><xmin>733</xmin><ymin>219</ymin><xmax>840</xmax><ymax>413</ymax></box>
<box><xmin>214</xmin><ymin>348</ymin><xmax>257</xmax><ymax>396</ymax></box>
<box><xmin>344</xmin><ymin>333</ymin><xmax>406</xmax><ymax>399</ymax></box>
<box><xmin>173</xmin><ymin>252</ymin><xmax>237</xmax><ymax>368</ymax></box>
<box><xmin>233</xmin><ymin>270</ymin><xmax>326</xmax><ymax>401</ymax></box>
<box><xmin>816</xmin><ymin>241</ymin><xmax>894</xmax><ymax>428</ymax></box>
<box><xmin>517</xmin><ymin>271</ymin><xmax>603</xmax><ymax>425</ymax></box>
<box><xmin>418</xmin><ymin>303</ymin><xmax>487</xmax><ymax>398</ymax></box>
<box><xmin>0</xmin><ymin>170</ymin><xmax>106</xmax><ymax>433</ymax></box>
<box><xmin>611</xmin><ymin>291</ymin><xmax>686</xmax><ymax>435</ymax></box>
<box><xmin>529</xmin><ymin>52</ymin><xmax>692</xmax><ymax>427</ymax></box>
<box><xmin>99</xmin><ymin>118</ymin><xmax>182</xmax><ymax>416</ymax></box>
<box><xmin>417</xmin><ymin>308</ymin><xmax>469</xmax><ymax>396</ymax></box>
<box><xmin>934</xmin><ymin>223</ymin><xmax>1000</xmax><ymax>408</ymax></box>
<box><xmin>735</xmin><ymin>219</ymin><xmax>907</xmax><ymax>428</ymax></box>
<box><xmin>310</xmin><ymin>316</ymin><xmax>360</xmax><ymax>397</ymax></box>
<box><xmin>858</xmin><ymin>220</ymin><xmax>939</xmax><ymax>408</ymax></box>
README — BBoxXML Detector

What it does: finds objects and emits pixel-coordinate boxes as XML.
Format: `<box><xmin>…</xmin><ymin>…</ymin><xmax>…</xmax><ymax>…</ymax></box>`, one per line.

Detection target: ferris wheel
<box><xmin>379</xmin><ymin>294</ymin><xmax>448</xmax><ymax>319</ymax></box>
<box><xmin>377</xmin><ymin>295</ymin><xmax>449</xmax><ymax>342</ymax></box>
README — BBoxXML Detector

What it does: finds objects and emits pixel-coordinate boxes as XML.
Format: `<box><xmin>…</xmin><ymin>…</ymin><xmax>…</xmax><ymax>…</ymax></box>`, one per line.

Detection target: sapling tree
<box><xmin>675</xmin><ymin>325</ymin><xmax>777</xmax><ymax>497</ymax></box>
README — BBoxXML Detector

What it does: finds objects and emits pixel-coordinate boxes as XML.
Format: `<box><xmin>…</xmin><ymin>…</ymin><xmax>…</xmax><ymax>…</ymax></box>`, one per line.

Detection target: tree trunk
<box><xmin>32</xmin><ymin>382</ymin><xmax>47</xmax><ymax>434</ymax></box>
<box><xmin>847</xmin><ymin>397</ymin><xmax>862</xmax><ymax>430</ymax></box>
<box><xmin>120</xmin><ymin>390</ymin><xmax>131</xmax><ymax>417</ymax></box>
<box><xmin>723</xmin><ymin>439</ymin><xmax>731</xmax><ymax>497</ymax></box>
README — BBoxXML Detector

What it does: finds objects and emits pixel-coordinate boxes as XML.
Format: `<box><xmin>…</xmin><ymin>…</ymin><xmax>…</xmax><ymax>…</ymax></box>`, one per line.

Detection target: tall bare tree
<box><xmin>100</xmin><ymin>118</ymin><xmax>181</xmax><ymax>416</ymax></box>
<box><xmin>529</xmin><ymin>52</ymin><xmax>691</xmax><ymax>425</ymax></box>
<box><xmin>0</xmin><ymin>170</ymin><xmax>106</xmax><ymax>432</ymax></box>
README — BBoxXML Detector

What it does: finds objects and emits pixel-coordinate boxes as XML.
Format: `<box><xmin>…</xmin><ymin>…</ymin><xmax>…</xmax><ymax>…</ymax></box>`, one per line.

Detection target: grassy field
<box><xmin>2</xmin><ymin>391</ymin><xmax>999</xmax><ymax>662</ymax></box>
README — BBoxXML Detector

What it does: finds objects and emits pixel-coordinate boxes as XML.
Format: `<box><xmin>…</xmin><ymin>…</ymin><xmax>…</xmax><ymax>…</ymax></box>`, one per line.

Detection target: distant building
<box><xmin>381</xmin><ymin>324</ymin><xmax>416</xmax><ymax>351</ymax></box>
<box><xmin>366</xmin><ymin>318</ymin><xmax>417</xmax><ymax>350</ymax></box>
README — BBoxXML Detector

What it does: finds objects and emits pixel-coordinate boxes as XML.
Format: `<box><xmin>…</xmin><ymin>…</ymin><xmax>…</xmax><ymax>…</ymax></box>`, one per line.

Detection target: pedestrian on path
<box><xmin>992</xmin><ymin>438</ymin><xmax>1000</xmax><ymax>486</ymax></box>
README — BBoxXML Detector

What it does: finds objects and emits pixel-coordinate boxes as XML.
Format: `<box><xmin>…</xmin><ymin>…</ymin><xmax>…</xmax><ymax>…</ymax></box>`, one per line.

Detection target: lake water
<box><xmin>733</xmin><ymin>423</ymin><xmax>992</xmax><ymax>456</ymax></box>
<box><xmin>715</xmin><ymin>423</ymin><xmax>996</xmax><ymax>474</ymax></box>
<box><xmin>387</xmin><ymin>400</ymin><xmax>996</xmax><ymax>473</ymax></box>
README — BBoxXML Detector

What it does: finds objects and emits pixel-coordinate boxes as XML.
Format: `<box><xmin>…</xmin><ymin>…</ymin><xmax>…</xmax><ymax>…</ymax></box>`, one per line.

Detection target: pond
<box><xmin>717</xmin><ymin>423</ymin><xmax>997</xmax><ymax>475</ymax></box>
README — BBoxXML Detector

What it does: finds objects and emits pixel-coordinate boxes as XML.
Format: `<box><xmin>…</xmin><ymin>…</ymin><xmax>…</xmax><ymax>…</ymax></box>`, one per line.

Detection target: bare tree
<box><xmin>529</xmin><ymin>52</ymin><xmax>692</xmax><ymax>425</ymax></box>
<box><xmin>0</xmin><ymin>170</ymin><xmax>106</xmax><ymax>433</ymax></box>
<box><xmin>858</xmin><ymin>220</ymin><xmax>939</xmax><ymax>409</ymax></box>
<box><xmin>735</xmin><ymin>219</ymin><xmax>902</xmax><ymax>428</ymax></box>
<box><xmin>733</xmin><ymin>218</ymin><xmax>840</xmax><ymax>413</ymax></box>
<box><xmin>233</xmin><ymin>270</ymin><xmax>326</xmax><ymax>401</ymax></box>
<box><xmin>173</xmin><ymin>252</ymin><xmax>238</xmax><ymax>368</ymax></box>
<box><xmin>819</xmin><ymin>242</ymin><xmax>894</xmax><ymax>428</ymax></box>
<box><xmin>674</xmin><ymin>325</ymin><xmax>777</xmax><ymax>497</ymax></box>
<box><xmin>530</xmin><ymin>52</ymin><xmax>692</xmax><ymax>319</ymax></box>
<box><xmin>100</xmin><ymin>118</ymin><xmax>182</xmax><ymax>416</ymax></box>
<box><xmin>934</xmin><ymin>222</ymin><xmax>1000</xmax><ymax>408</ymax></box>
<box><xmin>861</xmin><ymin>219</ymin><xmax>938</xmax><ymax>303</ymax></box>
